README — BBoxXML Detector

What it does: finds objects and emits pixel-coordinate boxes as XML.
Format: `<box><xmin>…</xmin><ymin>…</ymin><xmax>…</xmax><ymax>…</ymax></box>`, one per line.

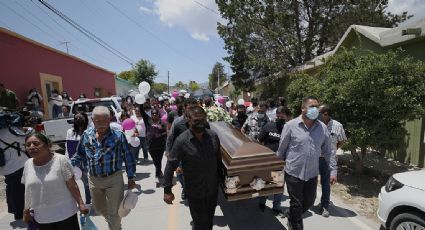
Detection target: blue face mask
<box><xmin>306</xmin><ymin>107</ymin><xmax>319</xmax><ymax>120</ymax></box>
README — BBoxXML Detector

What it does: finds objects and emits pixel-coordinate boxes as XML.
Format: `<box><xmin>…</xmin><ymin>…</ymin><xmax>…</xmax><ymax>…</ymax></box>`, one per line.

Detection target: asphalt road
<box><xmin>0</xmin><ymin>156</ymin><xmax>381</xmax><ymax>230</ymax></box>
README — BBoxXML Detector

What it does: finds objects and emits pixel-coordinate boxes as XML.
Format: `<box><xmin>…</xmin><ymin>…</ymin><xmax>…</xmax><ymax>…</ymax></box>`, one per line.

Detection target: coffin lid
<box><xmin>209</xmin><ymin>121</ymin><xmax>275</xmax><ymax>159</ymax></box>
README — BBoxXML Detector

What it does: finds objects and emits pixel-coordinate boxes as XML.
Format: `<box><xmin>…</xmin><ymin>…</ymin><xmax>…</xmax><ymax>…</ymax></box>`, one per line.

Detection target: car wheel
<box><xmin>389</xmin><ymin>212</ymin><xmax>425</xmax><ymax>230</ymax></box>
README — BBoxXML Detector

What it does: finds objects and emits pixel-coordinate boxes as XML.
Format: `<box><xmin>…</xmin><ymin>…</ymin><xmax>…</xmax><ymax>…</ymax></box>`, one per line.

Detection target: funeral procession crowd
<box><xmin>0</xmin><ymin>82</ymin><xmax>346</xmax><ymax>230</ymax></box>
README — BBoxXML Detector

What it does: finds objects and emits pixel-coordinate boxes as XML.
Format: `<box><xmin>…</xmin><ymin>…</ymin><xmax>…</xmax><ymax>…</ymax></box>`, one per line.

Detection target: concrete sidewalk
<box><xmin>0</xmin><ymin>155</ymin><xmax>381</xmax><ymax>230</ymax></box>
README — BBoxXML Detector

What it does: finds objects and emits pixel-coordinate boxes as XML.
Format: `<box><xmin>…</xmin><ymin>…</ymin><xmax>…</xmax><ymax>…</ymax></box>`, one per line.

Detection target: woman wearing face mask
<box><xmin>22</xmin><ymin>133</ymin><xmax>88</xmax><ymax>229</ymax></box>
<box><xmin>148</xmin><ymin>109</ymin><xmax>167</xmax><ymax>182</ymax></box>
<box><xmin>65</xmin><ymin>112</ymin><xmax>91</xmax><ymax>205</ymax></box>
<box><xmin>61</xmin><ymin>91</ymin><xmax>73</xmax><ymax>108</ymax></box>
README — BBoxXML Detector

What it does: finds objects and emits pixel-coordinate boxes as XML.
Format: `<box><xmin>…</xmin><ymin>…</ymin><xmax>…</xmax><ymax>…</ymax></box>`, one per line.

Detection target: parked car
<box><xmin>210</xmin><ymin>121</ymin><xmax>285</xmax><ymax>201</ymax></box>
<box><xmin>41</xmin><ymin>96</ymin><xmax>122</xmax><ymax>144</ymax></box>
<box><xmin>377</xmin><ymin>170</ymin><xmax>425</xmax><ymax>230</ymax></box>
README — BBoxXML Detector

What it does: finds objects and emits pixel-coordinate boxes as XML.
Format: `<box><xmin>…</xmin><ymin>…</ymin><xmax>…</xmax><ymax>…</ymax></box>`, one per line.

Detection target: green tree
<box><xmin>208</xmin><ymin>62</ymin><xmax>227</xmax><ymax>90</ymax></box>
<box><xmin>188</xmin><ymin>81</ymin><xmax>200</xmax><ymax>92</ymax></box>
<box><xmin>132</xmin><ymin>59</ymin><xmax>158</xmax><ymax>85</ymax></box>
<box><xmin>152</xmin><ymin>82</ymin><xmax>168</xmax><ymax>94</ymax></box>
<box><xmin>287</xmin><ymin>50</ymin><xmax>425</xmax><ymax>173</ymax></box>
<box><xmin>174</xmin><ymin>81</ymin><xmax>186</xmax><ymax>89</ymax></box>
<box><xmin>117</xmin><ymin>70</ymin><xmax>135</xmax><ymax>82</ymax></box>
<box><xmin>216</xmin><ymin>0</ymin><xmax>411</xmax><ymax>92</ymax></box>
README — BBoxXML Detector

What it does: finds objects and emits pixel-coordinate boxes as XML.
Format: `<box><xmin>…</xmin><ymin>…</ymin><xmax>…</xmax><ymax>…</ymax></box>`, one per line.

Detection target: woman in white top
<box><xmin>131</xmin><ymin>107</ymin><xmax>148</xmax><ymax>161</ymax></box>
<box><xmin>22</xmin><ymin>133</ymin><xmax>88</xmax><ymax>229</ymax></box>
<box><xmin>66</xmin><ymin>112</ymin><xmax>91</xmax><ymax>204</ymax></box>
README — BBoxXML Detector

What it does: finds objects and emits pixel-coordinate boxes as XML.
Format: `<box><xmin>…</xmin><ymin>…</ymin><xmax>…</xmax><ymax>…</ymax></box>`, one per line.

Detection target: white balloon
<box><xmin>138</xmin><ymin>81</ymin><xmax>151</xmax><ymax>94</ymax></box>
<box><xmin>129</xmin><ymin>137</ymin><xmax>140</xmax><ymax>147</ymax></box>
<box><xmin>237</xmin><ymin>99</ymin><xmax>245</xmax><ymax>105</ymax></box>
<box><xmin>125</xmin><ymin>129</ymin><xmax>135</xmax><ymax>137</ymax></box>
<box><xmin>135</xmin><ymin>94</ymin><xmax>146</xmax><ymax>104</ymax></box>
<box><xmin>184</xmin><ymin>93</ymin><xmax>190</xmax><ymax>98</ymax></box>
<box><xmin>225</xmin><ymin>101</ymin><xmax>232</xmax><ymax>108</ymax></box>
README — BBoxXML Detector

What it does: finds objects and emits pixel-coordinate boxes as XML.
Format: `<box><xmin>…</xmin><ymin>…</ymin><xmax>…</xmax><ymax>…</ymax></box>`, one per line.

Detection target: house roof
<box><xmin>0</xmin><ymin>27</ymin><xmax>115</xmax><ymax>75</ymax></box>
<box><xmin>295</xmin><ymin>18</ymin><xmax>425</xmax><ymax>72</ymax></box>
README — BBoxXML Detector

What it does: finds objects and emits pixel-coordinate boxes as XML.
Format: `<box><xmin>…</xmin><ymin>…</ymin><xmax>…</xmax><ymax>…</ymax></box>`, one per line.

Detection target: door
<box><xmin>40</xmin><ymin>73</ymin><xmax>63</xmax><ymax>119</ymax></box>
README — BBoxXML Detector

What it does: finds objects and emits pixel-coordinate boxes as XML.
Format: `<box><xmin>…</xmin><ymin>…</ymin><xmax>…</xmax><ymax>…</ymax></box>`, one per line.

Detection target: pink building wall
<box><xmin>0</xmin><ymin>28</ymin><xmax>115</xmax><ymax>105</ymax></box>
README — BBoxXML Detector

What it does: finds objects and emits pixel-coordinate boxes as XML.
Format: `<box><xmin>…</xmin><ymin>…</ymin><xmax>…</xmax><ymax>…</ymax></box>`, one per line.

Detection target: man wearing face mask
<box><xmin>277</xmin><ymin>96</ymin><xmax>335</xmax><ymax>230</ymax></box>
<box><xmin>163</xmin><ymin>106</ymin><xmax>222</xmax><ymax>230</ymax></box>
<box><xmin>257</xmin><ymin>106</ymin><xmax>288</xmax><ymax>214</ymax></box>
<box><xmin>318</xmin><ymin>104</ymin><xmax>346</xmax><ymax>217</ymax></box>
<box><xmin>241</xmin><ymin>101</ymin><xmax>269</xmax><ymax>140</ymax></box>
<box><xmin>231</xmin><ymin>105</ymin><xmax>248</xmax><ymax>129</ymax></box>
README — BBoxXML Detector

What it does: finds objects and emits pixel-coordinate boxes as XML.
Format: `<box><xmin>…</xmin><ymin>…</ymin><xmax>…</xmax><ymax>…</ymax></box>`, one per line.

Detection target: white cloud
<box><xmin>153</xmin><ymin>0</ymin><xmax>225</xmax><ymax>41</ymax></box>
<box><xmin>138</xmin><ymin>4</ymin><xmax>153</xmax><ymax>14</ymax></box>
<box><xmin>387</xmin><ymin>0</ymin><xmax>425</xmax><ymax>23</ymax></box>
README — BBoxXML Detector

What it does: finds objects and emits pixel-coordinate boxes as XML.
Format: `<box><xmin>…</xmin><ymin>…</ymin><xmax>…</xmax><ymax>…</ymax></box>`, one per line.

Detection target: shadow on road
<box><xmin>214</xmin><ymin>191</ymin><xmax>286</xmax><ymax>230</ymax></box>
<box><xmin>9</xmin><ymin>220</ymin><xmax>26</xmax><ymax>229</ymax></box>
<box><xmin>134</xmin><ymin>172</ymin><xmax>150</xmax><ymax>181</ymax></box>
<box><xmin>310</xmin><ymin>203</ymin><xmax>357</xmax><ymax>218</ymax></box>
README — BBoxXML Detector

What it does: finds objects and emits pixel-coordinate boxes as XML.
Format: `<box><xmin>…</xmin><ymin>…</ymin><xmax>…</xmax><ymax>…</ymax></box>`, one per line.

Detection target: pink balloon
<box><xmin>161</xmin><ymin>114</ymin><xmax>168</xmax><ymax>124</ymax></box>
<box><xmin>122</xmin><ymin>118</ymin><xmax>136</xmax><ymax>131</ymax></box>
<box><xmin>217</xmin><ymin>96</ymin><xmax>225</xmax><ymax>105</ymax></box>
<box><xmin>172</xmin><ymin>91</ymin><xmax>179</xmax><ymax>98</ymax></box>
<box><xmin>170</xmin><ymin>105</ymin><xmax>177</xmax><ymax>111</ymax></box>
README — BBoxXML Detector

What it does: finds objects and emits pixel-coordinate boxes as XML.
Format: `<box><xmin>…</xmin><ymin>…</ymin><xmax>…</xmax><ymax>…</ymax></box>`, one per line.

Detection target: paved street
<box><xmin>0</xmin><ymin>156</ymin><xmax>381</xmax><ymax>230</ymax></box>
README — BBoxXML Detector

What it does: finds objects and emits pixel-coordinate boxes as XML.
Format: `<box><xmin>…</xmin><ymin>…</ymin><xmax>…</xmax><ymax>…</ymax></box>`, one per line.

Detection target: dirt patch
<box><xmin>331</xmin><ymin>151</ymin><xmax>421</xmax><ymax>222</ymax></box>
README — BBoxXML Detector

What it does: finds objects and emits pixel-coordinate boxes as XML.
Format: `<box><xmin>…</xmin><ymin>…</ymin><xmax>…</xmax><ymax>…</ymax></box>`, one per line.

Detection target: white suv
<box><xmin>378</xmin><ymin>170</ymin><xmax>425</xmax><ymax>230</ymax></box>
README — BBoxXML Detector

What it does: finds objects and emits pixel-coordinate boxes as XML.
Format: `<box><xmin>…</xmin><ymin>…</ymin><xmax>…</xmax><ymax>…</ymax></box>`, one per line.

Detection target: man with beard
<box><xmin>163</xmin><ymin>106</ymin><xmax>222</xmax><ymax>230</ymax></box>
<box><xmin>257</xmin><ymin>106</ymin><xmax>288</xmax><ymax>214</ymax></box>
<box><xmin>277</xmin><ymin>97</ymin><xmax>336</xmax><ymax>230</ymax></box>
<box><xmin>231</xmin><ymin>105</ymin><xmax>248</xmax><ymax>129</ymax></box>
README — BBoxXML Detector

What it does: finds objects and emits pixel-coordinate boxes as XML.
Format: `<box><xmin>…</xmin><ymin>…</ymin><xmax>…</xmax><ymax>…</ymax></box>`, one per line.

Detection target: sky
<box><xmin>0</xmin><ymin>0</ymin><xmax>424</xmax><ymax>86</ymax></box>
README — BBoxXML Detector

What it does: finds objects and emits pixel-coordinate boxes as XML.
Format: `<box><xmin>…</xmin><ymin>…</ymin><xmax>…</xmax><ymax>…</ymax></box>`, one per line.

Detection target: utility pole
<box><xmin>60</xmin><ymin>41</ymin><xmax>69</xmax><ymax>54</ymax></box>
<box><xmin>167</xmin><ymin>71</ymin><xmax>170</xmax><ymax>94</ymax></box>
<box><xmin>217</xmin><ymin>67</ymin><xmax>220</xmax><ymax>94</ymax></box>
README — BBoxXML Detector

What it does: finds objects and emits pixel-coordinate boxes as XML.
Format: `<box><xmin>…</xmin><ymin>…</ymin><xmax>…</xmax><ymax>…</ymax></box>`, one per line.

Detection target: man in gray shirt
<box><xmin>277</xmin><ymin>96</ymin><xmax>336</xmax><ymax>230</ymax></box>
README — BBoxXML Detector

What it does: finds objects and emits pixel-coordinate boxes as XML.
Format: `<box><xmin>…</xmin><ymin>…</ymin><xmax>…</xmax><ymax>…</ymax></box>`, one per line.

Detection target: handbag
<box><xmin>81</xmin><ymin>215</ymin><xmax>98</xmax><ymax>230</ymax></box>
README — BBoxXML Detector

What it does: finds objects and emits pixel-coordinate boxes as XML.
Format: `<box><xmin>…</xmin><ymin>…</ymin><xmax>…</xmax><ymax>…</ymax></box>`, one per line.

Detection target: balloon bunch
<box><xmin>135</xmin><ymin>81</ymin><xmax>151</xmax><ymax>104</ymax></box>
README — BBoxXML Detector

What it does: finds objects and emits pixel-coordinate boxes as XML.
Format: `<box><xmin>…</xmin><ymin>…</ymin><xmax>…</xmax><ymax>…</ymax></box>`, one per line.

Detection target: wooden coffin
<box><xmin>210</xmin><ymin>121</ymin><xmax>285</xmax><ymax>201</ymax></box>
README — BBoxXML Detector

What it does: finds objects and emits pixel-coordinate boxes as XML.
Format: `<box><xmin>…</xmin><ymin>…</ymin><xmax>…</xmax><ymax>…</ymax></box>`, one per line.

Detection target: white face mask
<box><xmin>306</xmin><ymin>107</ymin><xmax>319</xmax><ymax>120</ymax></box>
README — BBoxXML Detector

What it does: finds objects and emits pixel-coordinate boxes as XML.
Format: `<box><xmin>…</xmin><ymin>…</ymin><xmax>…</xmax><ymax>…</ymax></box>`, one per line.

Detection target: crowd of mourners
<box><xmin>0</xmin><ymin>81</ymin><xmax>346</xmax><ymax>230</ymax></box>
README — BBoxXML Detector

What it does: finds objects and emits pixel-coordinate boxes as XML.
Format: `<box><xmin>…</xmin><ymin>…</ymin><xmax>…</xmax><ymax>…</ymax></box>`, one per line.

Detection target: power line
<box><xmin>0</xmin><ymin>1</ymin><xmax>61</xmax><ymax>46</ymax></box>
<box><xmin>14</xmin><ymin>0</ymin><xmax>69</xmax><ymax>47</ymax></box>
<box><xmin>30</xmin><ymin>0</ymin><xmax>118</xmax><ymax>67</ymax></box>
<box><xmin>105</xmin><ymin>0</ymin><xmax>200</xmax><ymax>65</ymax></box>
<box><xmin>192</xmin><ymin>0</ymin><xmax>221</xmax><ymax>16</ymax></box>
<box><xmin>37</xmin><ymin>0</ymin><xmax>134</xmax><ymax>66</ymax></box>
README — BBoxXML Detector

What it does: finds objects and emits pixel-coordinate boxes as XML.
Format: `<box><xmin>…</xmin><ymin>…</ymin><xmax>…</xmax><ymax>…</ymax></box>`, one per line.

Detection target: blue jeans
<box><xmin>139</xmin><ymin>137</ymin><xmax>149</xmax><ymax>159</ymax></box>
<box><xmin>259</xmin><ymin>193</ymin><xmax>284</xmax><ymax>209</ymax></box>
<box><xmin>319</xmin><ymin>157</ymin><xmax>330</xmax><ymax>208</ymax></box>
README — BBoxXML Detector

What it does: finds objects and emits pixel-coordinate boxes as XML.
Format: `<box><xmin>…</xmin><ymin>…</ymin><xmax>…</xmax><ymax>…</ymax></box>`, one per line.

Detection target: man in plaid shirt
<box><xmin>72</xmin><ymin>106</ymin><xmax>136</xmax><ymax>230</ymax></box>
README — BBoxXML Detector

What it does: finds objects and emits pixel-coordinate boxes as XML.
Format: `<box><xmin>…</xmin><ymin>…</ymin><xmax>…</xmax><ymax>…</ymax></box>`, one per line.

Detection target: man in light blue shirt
<box><xmin>277</xmin><ymin>96</ymin><xmax>336</xmax><ymax>230</ymax></box>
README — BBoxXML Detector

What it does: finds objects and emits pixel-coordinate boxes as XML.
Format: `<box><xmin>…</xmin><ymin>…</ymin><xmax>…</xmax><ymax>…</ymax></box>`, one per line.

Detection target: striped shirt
<box><xmin>71</xmin><ymin>127</ymin><xmax>136</xmax><ymax>179</ymax></box>
<box><xmin>326</xmin><ymin>119</ymin><xmax>347</xmax><ymax>152</ymax></box>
